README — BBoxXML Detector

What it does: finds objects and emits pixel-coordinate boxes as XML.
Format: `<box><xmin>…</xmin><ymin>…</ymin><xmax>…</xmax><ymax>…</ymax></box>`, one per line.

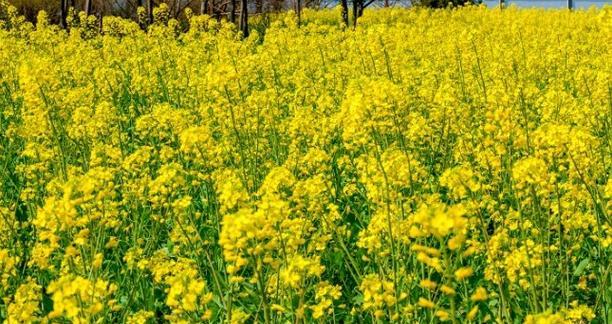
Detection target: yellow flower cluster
<box><xmin>47</xmin><ymin>275</ymin><xmax>117</xmax><ymax>322</ymax></box>
<box><xmin>524</xmin><ymin>301</ymin><xmax>596</xmax><ymax>324</ymax></box>
<box><xmin>5</xmin><ymin>278</ymin><xmax>41</xmax><ymax>323</ymax></box>
<box><xmin>0</xmin><ymin>2</ymin><xmax>610</xmax><ymax>322</ymax></box>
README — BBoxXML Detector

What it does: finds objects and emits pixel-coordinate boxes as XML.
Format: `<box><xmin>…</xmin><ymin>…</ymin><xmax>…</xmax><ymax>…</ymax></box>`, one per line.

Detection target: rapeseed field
<box><xmin>0</xmin><ymin>2</ymin><xmax>610</xmax><ymax>323</ymax></box>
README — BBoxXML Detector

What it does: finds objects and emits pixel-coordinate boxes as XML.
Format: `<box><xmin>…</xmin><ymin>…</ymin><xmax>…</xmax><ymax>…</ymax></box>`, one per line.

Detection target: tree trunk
<box><xmin>201</xmin><ymin>0</ymin><xmax>207</xmax><ymax>14</ymax></box>
<box><xmin>340</xmin><ymin>0</ymin><xmax>348</xmax><ymax>27</ymax></box>
<box><xmin>230</xmin><ymin>0</ymin><xmax>236</xmax><ymax>23</ymax></box>
<box><xmin>384</xmin><ymin>0</ymin><xmax>389</xmax><ymax>7</ymax></box>
<box><xmin>60</xmin><ymin>0</ymin><xmax>67</xmax><ymax>28</ymax></box>
<box><xmin>137</xmin><ymin>0</ymin><xmax>143</xmax><ymax>25</ymax></box>
<box><xmin>148</xmin><ymin>0</ymin><xmax>154</xmax><ymax>24</ymax></box>
<box><xmin>239</xmin><ymin>0</ymin><xmax>248</xmax><ymax>37</ymax></box>
<box><xmin>352</xmin><ymin>0</ymin><xmax>365</xmax><ymax>27</ymax></box>
<box><xmin>352</xmin><ymin>0</ymin><xmax>357</xmax><ymax>28</ymax></box>
<box><xmin>296</xmin><ymin>0</ymin><xmax>301</xmax><ymax>26</ymax></box>
<box><xmin>85</xmin><ymin>0</ymin><xmax>93</xmax><ymax>16</ymax></box>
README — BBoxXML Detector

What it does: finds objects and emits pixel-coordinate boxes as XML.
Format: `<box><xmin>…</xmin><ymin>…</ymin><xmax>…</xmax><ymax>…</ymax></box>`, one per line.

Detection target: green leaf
<box><xmin>573</xmin><ymin>258</ymin><xmax>590</xmax><ymax>276</ymax></box>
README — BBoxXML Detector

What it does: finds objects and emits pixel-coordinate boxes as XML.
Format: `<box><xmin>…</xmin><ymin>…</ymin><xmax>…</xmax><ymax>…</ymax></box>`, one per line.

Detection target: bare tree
<box><xmin>147</xmin><ymin>0</ymin><xmax>154</xmax><ymax>23</ymax></box>
<box><xmin>352</xmin><ymin>0</ymin><xmax>374</xmax><ymax>27</ymax></box>
<box><xmin>239</xmin><ymin>0</ymin><xmax>247</xmax><ymax>36</ymax></box>
<box><xmin>85</xmin><ymin>0</ymin><xmax>93</xmax><ymax>15</ymax></box>
<box><xmin>341</xmin><ymin>0</ymin><xmax>348</xmax><ymax>26</ymax></box>
<box><xmin>60</xmin><ymin>0</ymin><xmax>67</xmax><ymax>28</ymax></box>
<box><xmin>296</xmin><ymin>0</ymin><xmax>301</xmax><ymax>26</ymax></box>
<box><xmin>230</xmin><ymin>0</ymin><xmax>236</xmax><ymax>23</ymax></box>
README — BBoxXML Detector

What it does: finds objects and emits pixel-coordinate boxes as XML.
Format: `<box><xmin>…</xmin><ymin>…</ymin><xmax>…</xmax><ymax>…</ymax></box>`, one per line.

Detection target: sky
<box><xmin>481</xmin><ymin>0</ymin><xmax>610</xmax><ymax>8</ymax></box>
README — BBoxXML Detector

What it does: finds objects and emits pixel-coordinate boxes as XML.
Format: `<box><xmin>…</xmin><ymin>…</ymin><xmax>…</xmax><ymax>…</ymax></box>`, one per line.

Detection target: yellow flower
<box><xmin>6</xmin><ymin>278</ymin><xmax>41</xmax><ymax>323</ymax></box>
<box><xmin>127</xmin><ymin>310</ymin><xmax>155</xmax><ymax>324</ymax></box>
<box><xmin>360</xmin><ymin>274</ymin><xmax>397</xmax><ymax>313</ymax></box>
<box><xmin>435</xmin><ymin>309</ymin><xmax>450</xmax><ymax>321</ymax></box>
<box><xmin>440</xmin><ymin>285</ymin><xmax>456</xmax><ymax>296</ymax></box>
<box><xmin>417</xmin><ymin>298</ymin><xmax>435</xmax><ymax>309</ymax></box>
<box><xmin>420</xmin><ymin>279</ymin><xmax>437</xmax><ymax>290</ymax></box>
<box><xmin>47</xmin><ymin>275</ymin><xmax>116</xmax><ymax>321</ymax></box>
<box><xmin>454</xmin><ymin>267</ymin><xmax>474</xmax><ymax>281</ymax></box>
<box><xmin>88</xmin><ymin>253</ymin><xmax>103</xmax><ymax>270</ymax></box>
<box><xmin>466</xmin><ymin>305</ymin><xmax>479</xmax><ymax>320</ymax></box>
<box><xmin>470</xmin><ymin>287</ymin><xmax>488</xmax><ymax>302</ymax></box>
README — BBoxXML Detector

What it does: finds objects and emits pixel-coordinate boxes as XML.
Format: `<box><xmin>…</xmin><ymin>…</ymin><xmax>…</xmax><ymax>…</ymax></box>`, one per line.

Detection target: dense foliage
<box><xmin>0</xmin><ymin>3</ymin><xmax>610</xmax><ymax>323</ymax></box>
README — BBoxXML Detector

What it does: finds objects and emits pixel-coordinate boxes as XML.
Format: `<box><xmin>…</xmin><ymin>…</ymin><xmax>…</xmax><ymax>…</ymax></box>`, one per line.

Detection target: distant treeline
<box><xmin>7</xmin><ymin>0</ymin><xmax>326</xmax><ymax>36</ymax></box>
<box><xmin>8</xmin><ymin>0</ymin><xmax>322</xmax><ymax>23</ymax></box>
<box><xmin>4</xmin><ymin>0</ymin><xmax>480</xmax><ymax>36</ymax></box>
